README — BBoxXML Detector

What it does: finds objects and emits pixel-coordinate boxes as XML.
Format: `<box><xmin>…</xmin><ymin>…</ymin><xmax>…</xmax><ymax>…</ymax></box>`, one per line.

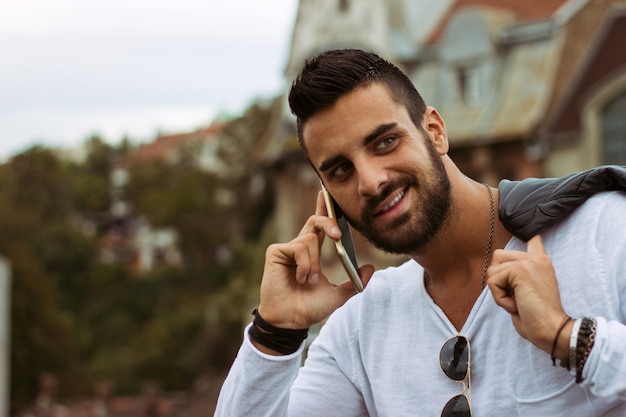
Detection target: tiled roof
<box><xmin>426</xmin><ymin>0</ymin><xmax>571</xmax><ymax>44</ymax></box>
<box><xmin>123</xmin><ymin>123</ymin><xmax>225</xmax><ymax>165</ymax></box>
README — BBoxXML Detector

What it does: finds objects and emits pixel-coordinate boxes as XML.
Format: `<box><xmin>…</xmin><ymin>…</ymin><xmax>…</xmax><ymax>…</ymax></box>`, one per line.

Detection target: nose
<box><xmin>356</xmin><ymin>159</ymin><xmax>389</xmax><ymax>197</ymax></box>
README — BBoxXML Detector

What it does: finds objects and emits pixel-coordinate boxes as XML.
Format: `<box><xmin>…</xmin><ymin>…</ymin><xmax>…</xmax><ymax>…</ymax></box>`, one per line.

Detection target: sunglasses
<box><xmin>439</xmin><ymin>335</ymin><xmax>472</xmax><ymax>417</ymax></box>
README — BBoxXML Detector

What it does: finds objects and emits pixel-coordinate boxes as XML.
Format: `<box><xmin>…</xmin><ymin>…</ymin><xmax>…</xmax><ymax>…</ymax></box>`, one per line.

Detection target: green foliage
<box><xmin>66</xmin><ymin>135</ymin><xmax>128</xmax><ymax>212</ymax></box>
<box><xmin>124</xmin><ymin>145</ymin><xmax>273</xmax><ymax>267</ymax></box>
<box><xmin>4</xmin><ymin>105</ymin><xmax>277</xmax><ymax>412</ymax></box>
<box><xmin>8</xmin><ymin>242</ymin><xmax>87</xmax><ymax>410</ymax></box>
<box><xmin>79</xmin><ymin>266</ymin><xmax>209</xmax><ymax>392</ymax></box>
<box><xmin>5</xmin><ymin>147</ymin><xmax>71</xmax><ymax>220</ymax></box>
<box><xmin>0</xmin><ymin>148</ymin><xmax>90</xmax><ymax>411</ymax></box>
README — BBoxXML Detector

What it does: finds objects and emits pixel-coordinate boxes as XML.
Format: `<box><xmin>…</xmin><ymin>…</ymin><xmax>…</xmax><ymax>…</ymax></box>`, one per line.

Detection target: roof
<box><xmin>426</xmin><ymin>0</ymin><xmax>571</xmax><ymax>44</ymax></box>
<box><xmin>122</xmin><ymin>123</ymin><xmax>225</xmax><ymax>166</ymax></box>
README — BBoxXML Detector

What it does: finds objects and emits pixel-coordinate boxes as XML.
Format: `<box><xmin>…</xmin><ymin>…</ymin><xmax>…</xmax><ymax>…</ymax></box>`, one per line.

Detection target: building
<box><xmin>266</xmin><ymin>0</ymin><xmax>626</xmax><ymax>273</ymax></box>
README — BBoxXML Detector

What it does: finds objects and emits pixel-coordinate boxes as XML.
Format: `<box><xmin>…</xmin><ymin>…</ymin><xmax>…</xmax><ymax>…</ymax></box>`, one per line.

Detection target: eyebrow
<box><xmin>317</xmin><ymin>122</ymin><xmax>398</xmax><ymax>173</ymax></box>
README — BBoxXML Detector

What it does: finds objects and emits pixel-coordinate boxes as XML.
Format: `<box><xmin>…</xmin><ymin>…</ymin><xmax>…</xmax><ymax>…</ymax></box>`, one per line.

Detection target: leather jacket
<box><xmin>499</xmin><ymin>165</ymin><xmax>626</xmax><ymax>241</ymax></box>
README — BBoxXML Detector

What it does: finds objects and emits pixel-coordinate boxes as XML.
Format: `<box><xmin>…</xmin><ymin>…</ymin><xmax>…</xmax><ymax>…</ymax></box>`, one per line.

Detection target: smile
<box><xmin>378</xmin><ymin>189</ymin><xmax>406</xmax><ymax>213</ymax></box>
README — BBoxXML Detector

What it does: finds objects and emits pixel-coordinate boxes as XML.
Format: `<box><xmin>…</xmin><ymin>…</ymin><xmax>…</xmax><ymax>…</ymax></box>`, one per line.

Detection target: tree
<box><xmin>67</xmin><ymin>134</ymin><xmax>131</xmax><ymax>213</ymax></box>
<box><xmin>5</xmin><ymin>147</ymin><xmax>71</xmax><ymax>220</ymax></box>
<box><xmin>3</xmin><ymin>98</ymin><xmax>282</xmax><ymax>410</ymax></box>
<box><xmin>0</xmin><ymin>148</ymin><xmax>88</xmax><ymax>412</ymax></box>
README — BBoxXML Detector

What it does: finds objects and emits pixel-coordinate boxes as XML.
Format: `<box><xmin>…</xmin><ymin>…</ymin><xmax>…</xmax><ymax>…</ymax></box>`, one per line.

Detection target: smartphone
<box><xmin>320</xmin><ymin>182</ymin><xmax>364</xmax><ymax>292</ymax></box>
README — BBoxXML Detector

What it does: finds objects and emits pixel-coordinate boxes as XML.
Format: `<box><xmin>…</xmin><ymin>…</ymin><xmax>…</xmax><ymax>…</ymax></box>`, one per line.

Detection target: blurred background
<box><xmin>2</xmin><ymin>0</ymin><xmax>625</xmax><ymax>415</ymax></box>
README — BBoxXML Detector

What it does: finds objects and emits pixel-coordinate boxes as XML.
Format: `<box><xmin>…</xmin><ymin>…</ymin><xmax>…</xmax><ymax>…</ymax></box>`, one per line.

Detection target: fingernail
<box><xmin>331</xmin><ymin>226</ymin><xmax>340</xmax><ymax>236</ymax></box>
<box><xmin>310</xmin><ymin>273</ymin><xmax>319</xmax><ymax>284</ymax></box>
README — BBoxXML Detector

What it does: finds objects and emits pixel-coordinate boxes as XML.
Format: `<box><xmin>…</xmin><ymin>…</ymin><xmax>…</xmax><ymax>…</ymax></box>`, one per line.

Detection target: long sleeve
<box><xmin>213</xmin><ymin>324</ymin><xmax>303</xmax><ymax>417</ymax></box>
<box><xmin>582</xmin><ymin>318</ymin><xmax>626</xmax><ymax>399</ymax></box>
<box><xmin>214</xmin><ymin>300</ymin><xmax>369</xmax><ymax>417</ymax></box>
<box><xmin>566</xmin><ymin>191</ymin><xmax>626</xmax><ymax>400</ymax></box>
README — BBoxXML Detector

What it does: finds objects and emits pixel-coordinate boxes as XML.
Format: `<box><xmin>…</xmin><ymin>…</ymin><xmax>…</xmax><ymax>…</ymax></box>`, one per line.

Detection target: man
<box><xmin>215</xmin><ymin>49</ymin><xmax>626</xmax><ymax>416</ymax></box>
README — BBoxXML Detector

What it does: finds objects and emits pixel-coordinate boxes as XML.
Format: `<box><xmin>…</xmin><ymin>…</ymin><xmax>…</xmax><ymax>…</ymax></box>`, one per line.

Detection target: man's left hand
<box><xmin>487</xmin><ymin>234</ymin><xmax>569</xmax><ymax>355</ymax></box>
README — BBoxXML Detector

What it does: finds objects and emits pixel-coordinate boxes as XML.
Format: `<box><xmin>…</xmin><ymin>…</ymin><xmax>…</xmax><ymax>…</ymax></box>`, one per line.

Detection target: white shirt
<box><xmin>215</xmin><ymin>192</ymin><xmax>626</xmax><ymax>416</ymax></box>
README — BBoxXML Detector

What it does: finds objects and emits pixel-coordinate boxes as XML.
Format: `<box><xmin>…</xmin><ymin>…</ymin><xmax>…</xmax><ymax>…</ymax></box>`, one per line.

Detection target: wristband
<box><xmin>569</xmin><ymin>318</ymin><xmax>582</xmax><ymax>375</ymax></box>
<box><xmin>248</xmin><ymin>309</ymin><xmax>309</xmax><ymax>355</ymax></box>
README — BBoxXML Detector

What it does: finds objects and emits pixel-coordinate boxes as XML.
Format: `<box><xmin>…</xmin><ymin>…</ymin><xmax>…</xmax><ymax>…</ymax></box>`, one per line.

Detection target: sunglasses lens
<box><xmin>439</xmin><ymin>336</ymin><xmax>469</xmax><ymax>381</ymax></box>
<box><xmin>441</xmin><ymin>394</ymin><xmax>471</xmax><ymax>417</ymax></box>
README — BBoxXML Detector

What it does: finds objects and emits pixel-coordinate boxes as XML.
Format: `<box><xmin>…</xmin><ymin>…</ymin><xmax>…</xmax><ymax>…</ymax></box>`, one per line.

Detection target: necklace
<box><xmin>481</xmin><ymin>183</ymin><xmax>495</xmax><ymax>290</ymax></box>
<box><xmin>424</xmin><ymin>183</ymin><xmax>495</xmax><ymax>290</ymax></box>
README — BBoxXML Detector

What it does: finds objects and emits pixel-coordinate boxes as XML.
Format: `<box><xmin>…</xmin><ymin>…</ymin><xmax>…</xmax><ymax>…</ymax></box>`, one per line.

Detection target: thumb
<box><xmin>526</xmin><ymin>234</ymin><xmax>546</xmax><ymax>255</ymax></box>
<box><xmin>337</xmin><ymin>264</ymin><xmax>375</xmax><ymax>294</ymax></box>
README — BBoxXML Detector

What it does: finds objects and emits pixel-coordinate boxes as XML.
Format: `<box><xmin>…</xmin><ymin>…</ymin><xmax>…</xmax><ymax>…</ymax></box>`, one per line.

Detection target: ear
<box><xmin>423</xmin><ymin>106</ymin><xmax>449</xmax><ymax>155</ymax></box>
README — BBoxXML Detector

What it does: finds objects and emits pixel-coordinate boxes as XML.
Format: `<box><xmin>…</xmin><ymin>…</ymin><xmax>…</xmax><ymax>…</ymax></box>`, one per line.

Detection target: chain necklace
<box><xmin>481</xmin><ymin>183</ymin><xmax>495</xmax><ymax>290</ymax></box>
<box><xmin>424</xmin><ymin>183</ymin><xmax>495</xmax><ymax>290</ymax></box>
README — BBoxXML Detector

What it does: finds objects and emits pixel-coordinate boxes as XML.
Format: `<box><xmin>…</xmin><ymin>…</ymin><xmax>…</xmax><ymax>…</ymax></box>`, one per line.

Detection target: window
<box><xmin>602</xmin><ymin>91</ymin><xmax>626</xmax><ymax>165</ymax></box>
<box><xmin>456</xmin><ymin>66</ymin><xmax>481</xmax><ymax>105</ymax></box>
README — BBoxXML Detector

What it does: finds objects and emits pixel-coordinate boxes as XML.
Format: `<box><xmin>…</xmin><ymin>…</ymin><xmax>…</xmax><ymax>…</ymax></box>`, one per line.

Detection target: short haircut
<box><xmin>288</xmin><ymin>49</ymin><xmax>427</xmax><ymax>153</ymax></box>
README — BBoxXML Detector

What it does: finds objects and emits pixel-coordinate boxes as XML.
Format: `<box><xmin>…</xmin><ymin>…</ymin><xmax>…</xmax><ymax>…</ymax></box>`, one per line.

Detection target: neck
<box><xmin>414</xmin><ymin>179</ymin><xmax>512</xmax><ymax>330</ymax></box>
<box><xmin>413</xmin><ymin>180</ymin><xmax>508</xmax><ymax>287</ymax></box>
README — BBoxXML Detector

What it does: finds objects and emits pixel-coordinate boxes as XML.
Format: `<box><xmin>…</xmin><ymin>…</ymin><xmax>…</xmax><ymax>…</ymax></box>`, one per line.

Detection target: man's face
<box><xmin>303</xmin><ymin>83</ymin><xmax>451</xmax><ymax>254</ymax></box>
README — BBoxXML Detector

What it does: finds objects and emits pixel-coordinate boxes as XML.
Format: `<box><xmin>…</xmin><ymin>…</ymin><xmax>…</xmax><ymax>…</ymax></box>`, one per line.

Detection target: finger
<box><xmin>492</xmin><ymin>235</ymin><xmax>547</xmax><ymax>265</ymax></box>
<box><xmin>337</xmin><ymin>277</ymin><xmax>357</xmax><ymax>290</ymax></box>
<box><xmin>300</xmin><ymin>232</ymin><xmax>322</xmax><ymax>285</ymax></box>
<box><xmin>335</xmin><ymin>264</ymin><xmax>375</xmax><ymax>295</ymax></box>
<box><xmin>297</xmin><ymin>214</ymin><xmax>341</xmax><ymax>241</ymax></box>
<box><xmin>316</xmin><ymin>190</ymin><xmax>329</xmax><ymax>217</ymax></box>
<box><xmin>288</xmin><ymin>233</ymin><xmax>323</xmax><ymax>285</ymax></box>
<box><xmin>486</xmin><ymin>261</ymin><xmax>516</xmax><ymax>276</ymax></box>
<box><xmin>298</xmin><ymin>191</ymin><xmax>340</xmax><ymax>240</ymax></box>
<box><xmin>269</xmin><ymin>236</ymin><xmax>318</xmax><ymax>285</ymax></box>
<box><xmin>488</xmin><ymin>283</ymin><xmax>518</xmax><ymax>315</ymax></box>
<box><xmin>316</xmin><ymin>189</ymin><xmax>342</xmax><ymax>240</ymax></box>
<box><xmin>486</xmin><ymin>268</ymin><xmax>518</xmax><ymax>315</ymax></box>
<box><xmin>277</xmin><ymin>241</ymin><xmax>311</xmax><ymax>285</ymax></box>
<box><xmin>526</xmin><ymin>234</ymin><xmax>546</xmax><ymax>255</ymax></box>
<box><xmin>491</xmin><ymin>247</ymin><xmax>527</xmax><ymax>264</ymax></box>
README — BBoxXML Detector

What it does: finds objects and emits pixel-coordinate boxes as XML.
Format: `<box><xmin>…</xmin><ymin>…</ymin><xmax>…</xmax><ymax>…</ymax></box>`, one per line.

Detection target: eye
<box><xmin>375</xmin><ymin>136</ymin><xmax>395</xmax><ymax>150</ymax></box>
<box><xmin>331</xmin><ymin>161</ymin><xmax>353</xmax><ymax>178</ymax></box>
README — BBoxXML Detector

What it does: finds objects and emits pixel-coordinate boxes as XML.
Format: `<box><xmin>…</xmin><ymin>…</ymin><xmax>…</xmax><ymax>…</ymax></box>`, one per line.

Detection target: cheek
<box><xmin>335</xmin><ymin>188</ymin><xmax>362</xmax><ymax>221</ymax></box>
<box><xmin>343</xmin><ymin>194</ymin><xmax>362</xmax><ymax>218</ymax></box>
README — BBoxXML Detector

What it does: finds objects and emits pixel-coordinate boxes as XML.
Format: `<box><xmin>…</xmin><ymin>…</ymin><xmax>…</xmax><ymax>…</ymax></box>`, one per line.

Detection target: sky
<box><xmin>0</xmin><ymin>0</ymin><xmax>298</xmax><ymax>160</ymax></box>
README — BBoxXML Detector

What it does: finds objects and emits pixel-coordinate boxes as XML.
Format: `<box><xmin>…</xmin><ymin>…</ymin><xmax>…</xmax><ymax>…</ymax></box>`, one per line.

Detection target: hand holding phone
<box><xmin>320</xmin><ymin>182</ymin><xmax>364</xmax><ymax>292</ymax></box>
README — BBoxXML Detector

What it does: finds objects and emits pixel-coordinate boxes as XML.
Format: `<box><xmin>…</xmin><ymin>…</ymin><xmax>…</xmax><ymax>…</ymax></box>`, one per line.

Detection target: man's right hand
<box><xmin>256</xmin><ymin>191</ymin><xmax>374</xmax><ymax>331</ymax></box>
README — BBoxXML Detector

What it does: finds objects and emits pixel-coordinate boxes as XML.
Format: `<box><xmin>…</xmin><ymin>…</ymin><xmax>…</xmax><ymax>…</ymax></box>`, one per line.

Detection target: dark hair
<box><xmin>288</xmin><ymin>49</ymin><xmax>427</xmax><ymax>152</ymax></box>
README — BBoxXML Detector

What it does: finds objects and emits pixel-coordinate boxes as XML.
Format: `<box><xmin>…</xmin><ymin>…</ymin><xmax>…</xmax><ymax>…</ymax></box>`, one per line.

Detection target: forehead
<box><xmin>302</xmin><ymin>83</ymin><xmax>408</xmax><ymax>157</ymax></box>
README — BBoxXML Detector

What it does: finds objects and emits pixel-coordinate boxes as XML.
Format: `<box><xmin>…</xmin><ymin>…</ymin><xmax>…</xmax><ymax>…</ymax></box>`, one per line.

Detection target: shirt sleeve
<box><xmin>580</xmin><ymin>192</ymin><xmax>626</xmax><ymax>399</ymax></box>
<box><xmin>582</xmin><ymin>317</ymin><xmax>626</xmax><ymax>399</ymax></box>
<box><xmin>214</xmin><ymin>299</ymin><xmax>368</xmax><ymax>417</ymax></box>
<box><xmin>213</xmin><ymin>323</ymin><xmax>304</xmax><ymax>417</ymax></box>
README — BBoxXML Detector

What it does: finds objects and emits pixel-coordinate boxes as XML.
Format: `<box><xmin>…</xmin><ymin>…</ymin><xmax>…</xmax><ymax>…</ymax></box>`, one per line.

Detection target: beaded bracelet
<box><xmin>575</xmin><ymin>317</ymin><xmax>597</xmax><ymax>383</ymax></box>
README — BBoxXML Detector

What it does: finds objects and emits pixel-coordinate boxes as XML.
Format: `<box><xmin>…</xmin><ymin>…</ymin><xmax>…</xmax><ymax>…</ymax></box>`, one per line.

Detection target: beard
<box><xmin>346</xmin><ymin>139</ymin><xmax>451</xmax><ymax>254</ymax></box>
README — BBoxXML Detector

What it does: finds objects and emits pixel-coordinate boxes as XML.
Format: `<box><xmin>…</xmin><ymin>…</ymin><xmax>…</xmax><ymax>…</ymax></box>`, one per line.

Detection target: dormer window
<box><xmin>456</xmin><ymin>66</ymin><xmax>481</xmax><ymax>105</ymax></box>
